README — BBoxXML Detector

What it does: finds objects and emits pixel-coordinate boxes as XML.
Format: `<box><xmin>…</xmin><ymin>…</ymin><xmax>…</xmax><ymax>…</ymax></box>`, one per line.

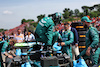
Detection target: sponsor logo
<box><xmin>39</xmin><ymin>21</ymin><xmax>44</xmax><ymax>27</ymax></box>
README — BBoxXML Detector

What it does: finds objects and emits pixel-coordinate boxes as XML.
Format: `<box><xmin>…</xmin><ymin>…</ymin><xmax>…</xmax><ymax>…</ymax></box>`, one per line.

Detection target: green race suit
<box><xmin>52</xmin><ymin>31</ymin><xmax>62</xmax><ymax>45</ymax></box>
<box><xmin>0</xmin><ymin>41</ymin><xmax>8</xmax><ymax>67</ymax></box>
<box><xmin>61</xmin><ymin>30</ymin><xmax>74</xmax><ymax>60</ymax></box>
<box><xmin>35</xmin><ymin>17</ymin><xmax>55</xmax><ymax>45</ymax></box>
<box><xmin>79</xmin><ymin>26</ymin><xmax>100</xmax><ymax>65</ymax></box>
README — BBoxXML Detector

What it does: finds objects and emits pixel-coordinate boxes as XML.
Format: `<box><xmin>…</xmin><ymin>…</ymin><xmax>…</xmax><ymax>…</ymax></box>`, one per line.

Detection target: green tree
<box><xmin>63</xmin><ymin>11</ymin><xmax>69</xmax><ymax>19</ymax></box>
<box><xmin>63</xmin><ymin>8</ymin><xmax>70</xmax><ymax>19</ymax></box>
<box><xmin>21</xmin><ymin>19</ymin><xmax>34</xmax><ymax>24</ymax></box>
<box><xmin>93</xmin><ymin>4</ymin><xmax>100</xmax><ymax>16</ymax></box>
<box><xmin>74</xmin><ymin>9</ymin><xmax>80</xmax><ymax>17</ymax></box>
<box><xmin>30</xmin><ymin>23</ymin><xmax>38</xmax><ymax>27</ymax></box>
<box><xmin>94</xmin><ymin>4</ymin><xmax>100</xmax><ymax>11</ymax></box>
<box><xmin>89</xmin><ymin>11</ymin><xmax>99</xmax><ymax>17</ymax></box>
<box><xmin>63</xmin><ymin>8</ymin><xmax>70</xmax><ymax>12</ymax></box>
<box><xmin>79</xmin><ymin>13</ymin><xmax>84</xmax><ymax>18</ymax></box>
<box><xmin>82</xmin><ymin>6</ymin><xmax>89</xmax><ymax>15</ymax></box>
<box><xmin>21</xmin><ymin>19</ymin><xmax>26</xmax><ymax>24</ymax></box>
<box><xmin>89</xmin><ymin>6</ymin><xmax>94</xmax><ymax>12</ymax></box>
<box><xmin>37</xmin><ymin>14</ymin><xmax>45</xmax><ymax>22</ymax></box>
<box><xmin>26</xmin><ymin>19</ymin><xmax>34</xmax><ymax>22</ymax></box>
<box><xmin>0</xmin><ymin>29</ymin><xmax>7</xmax><ymax>32</ymax></box>
<box><xmin>69</xmin><ymin>10</ymin><xmax>73</xmax><ymax>16</ymax></box>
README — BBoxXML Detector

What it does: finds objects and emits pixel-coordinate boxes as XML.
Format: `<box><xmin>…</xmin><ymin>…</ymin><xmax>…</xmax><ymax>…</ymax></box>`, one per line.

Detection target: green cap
<box><xmin>81</xmin><ymin>16</ymin><xmax>92</xmax><ymax>22</ymax></box>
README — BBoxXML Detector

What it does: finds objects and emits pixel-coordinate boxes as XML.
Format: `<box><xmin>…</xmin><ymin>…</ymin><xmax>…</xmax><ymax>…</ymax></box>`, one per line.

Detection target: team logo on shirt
<box><xmin>39</xmin><ymin>19</ymin><xmax>47</xmax><ymax>27</ymax></box>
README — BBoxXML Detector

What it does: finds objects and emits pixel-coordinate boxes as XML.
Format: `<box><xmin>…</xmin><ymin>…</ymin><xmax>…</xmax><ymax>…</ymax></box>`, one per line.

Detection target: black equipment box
<box><xmin>40</xmin><ymin>56</ymin><xmax>58</xmax><ymax>67</ymax></box>
<box><xmin>29</xmin><ymin>51</ymin><xmax>41</xmax><ymax>61</ymax></box>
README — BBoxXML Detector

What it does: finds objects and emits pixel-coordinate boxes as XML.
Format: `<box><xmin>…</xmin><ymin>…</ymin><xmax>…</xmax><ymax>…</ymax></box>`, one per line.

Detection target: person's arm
<box><xmin>89</xmin><ymin>29</ymin><xmax>99</xmax><ymax>48</ymax></box>
<box><xmin>73</xmin><ymin>28</ymin><xmax>79</xmax><ymax>46</ymax></box>
<box><xmin>1</xmin><ymin>41</ymin><xmax>13</xmax><ymax>58</ymax></box>
<box><xmin>64</xmin><ymin>32</ymin><xmax>74</xmax><ymax>46</ymax></box>
<box><xmin>86</xmin><ymin>29</ymin><xmax>99</xmax><ymax>56</ymax></box>
<box><xmin>73</xmin><ymin>28</ymin><xmax>78</xmax><ymax>43</ymax></box>
<box><xmin>31</xmin><ymin>34</ymin><xmax>35</xmax><ymax>40</ymax></box>
<box><xmin>8</xmin><ymin>50</ymin><xmax>16</xmax><ymax>57</ymax></box>
<box><xmin>3</xmin><ymin>52</ymin><xmax>13</xmax><ymax>58</ymax></box>
<box><xmin>46</xmin><ymin>25</ymin><xmax>54</xmax><ymax>45</ymax></box>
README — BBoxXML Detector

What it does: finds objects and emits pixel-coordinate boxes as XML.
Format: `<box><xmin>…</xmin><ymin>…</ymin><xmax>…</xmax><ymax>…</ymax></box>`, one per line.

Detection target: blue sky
<box><xmin>0</xmin><ymin>0</ymin><xmax>100</xmax><ymax>29</ymax></box>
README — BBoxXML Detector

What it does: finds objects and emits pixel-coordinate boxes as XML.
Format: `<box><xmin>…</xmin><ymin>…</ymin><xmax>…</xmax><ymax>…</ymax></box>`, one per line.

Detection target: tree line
<box><xmin>33</xmin><ymin>4</ymin><xmax>100</xmax><ymax>22</ymax></box>
<box><xmin>0</xmin><ymin>4</ymin><xmax>100</xmax><ymax>32</ymax></box>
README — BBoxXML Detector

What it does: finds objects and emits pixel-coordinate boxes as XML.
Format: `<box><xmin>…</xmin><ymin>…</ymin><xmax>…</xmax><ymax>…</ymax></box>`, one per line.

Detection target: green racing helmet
<box><xmin>48</xmin><ymin>12</ymin><xmax>63</xmax><ymax>25</ymax></box>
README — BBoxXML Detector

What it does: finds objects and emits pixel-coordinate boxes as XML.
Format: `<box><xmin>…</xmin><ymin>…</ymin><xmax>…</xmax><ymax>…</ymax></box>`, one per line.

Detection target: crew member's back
<box><xmin>35</xmin><ymin>17</ymin><xmax>54</xmax><ymax>45</ymax></box>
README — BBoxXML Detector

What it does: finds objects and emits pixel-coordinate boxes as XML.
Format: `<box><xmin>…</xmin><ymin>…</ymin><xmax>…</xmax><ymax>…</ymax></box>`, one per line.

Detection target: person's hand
<box><xmin>13</xmin><ymin>54</ymin><xmax>16</xmax><ymax>57</ymax></box>
<box><xmin>58</xmin><ymin>43</ymin><xmax>61</xmax><ymax>46</ymax></box>
<box><xmin>8</xmin><ymin>55</ymin><xmax>13</xmax><ymax>59</ymax></box>
<box><xmin>60</xmin><ymin>42</ymin><xmax>65</xmax><ymax>46</ymax></box>
<box><xmin>75</xmin><ymin>43</ymin><xmax>78</xmax><ymax>47</ymax></box>
<box><xmin>86</xmin><ymin>47</ymin><xmax>91</xmax><ymax>56</ymax></box>
<box><xmin>76</xmin><ymin>55</ymin><xmax>81</xmax><ymax>60</ymax></box>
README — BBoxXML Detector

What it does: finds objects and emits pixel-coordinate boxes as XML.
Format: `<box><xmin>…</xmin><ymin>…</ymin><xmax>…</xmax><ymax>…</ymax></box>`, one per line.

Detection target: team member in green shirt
<box><xmin>0</xmin><ymin>37</ymin><xmax>13</xmax><ymax>67</ymax></box>
<box><xmin>77</xmin><ymin>16</ymin><xmax>100</xmax><ymax>66</ymax></box>
<box><xmin>35</xmin><ymin>12</ymin><xmax>62</xmax><ymax>47</ymax></box>
<box><xmin>59</xmin><ymin>23</ymin><xmax>74</xmax><ymax>60</ymax></box>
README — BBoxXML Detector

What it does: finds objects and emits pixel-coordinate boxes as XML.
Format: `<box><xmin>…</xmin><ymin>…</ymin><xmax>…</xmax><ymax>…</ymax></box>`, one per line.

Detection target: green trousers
<box><xmin>62</xmin><ymin>46</ymin><xmax>72</xmax><ymax>60</ymax></box>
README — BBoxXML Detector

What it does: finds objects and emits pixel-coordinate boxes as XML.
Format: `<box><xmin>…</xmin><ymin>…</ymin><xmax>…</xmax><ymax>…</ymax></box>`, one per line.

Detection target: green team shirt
<box><xmin>0</xmin><ymin>41</ymin><xmax>8</xmax><ymax>53</ymax></box>
<box><xmin>86</xmin><ymin>26</ymin><xmax>99</xmax><ymax>48</ymax></box>
<box><xmin>62</xmin><ymin>30</ymin><xmax>74</xmax><ymax>46</ymax></box>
